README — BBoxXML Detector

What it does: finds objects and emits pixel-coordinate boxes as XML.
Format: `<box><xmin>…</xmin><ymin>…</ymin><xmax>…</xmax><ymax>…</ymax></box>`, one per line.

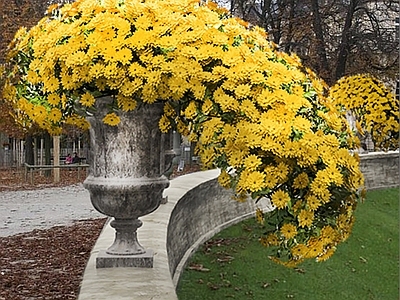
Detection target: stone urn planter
<box><xmin>83</xmin><ymin>96</ymin><xmax>169</xmax><ymax>268</ymax></box>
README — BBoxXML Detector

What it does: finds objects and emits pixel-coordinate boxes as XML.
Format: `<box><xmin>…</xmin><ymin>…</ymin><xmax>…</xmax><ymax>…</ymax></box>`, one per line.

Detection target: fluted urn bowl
<box><xmin>83</xmin><ymin>96</ymin><xmax>169</xmax><ymax>255</ymax></box>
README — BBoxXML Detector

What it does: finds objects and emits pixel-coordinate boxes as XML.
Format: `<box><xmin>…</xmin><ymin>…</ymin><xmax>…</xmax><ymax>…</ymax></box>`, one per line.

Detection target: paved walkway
<box><xmin>0</xmin><ymin>184</ymin><xmax>104</xmax><ymax>237</ymax></box>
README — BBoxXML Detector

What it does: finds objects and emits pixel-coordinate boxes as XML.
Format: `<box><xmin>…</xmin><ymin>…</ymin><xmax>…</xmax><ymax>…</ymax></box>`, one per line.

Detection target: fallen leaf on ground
<box><xmin>188</xmin><ymin>263</ymin><xmax>210</xmax><ymax>272</ymax></box>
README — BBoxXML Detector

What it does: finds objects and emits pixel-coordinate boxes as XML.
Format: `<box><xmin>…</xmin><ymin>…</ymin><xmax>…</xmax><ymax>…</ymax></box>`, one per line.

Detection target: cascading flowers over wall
<box><xmin>2</xmin><ymin>0</ymin><xmax>365</xmax><ymax>266</ymax></box>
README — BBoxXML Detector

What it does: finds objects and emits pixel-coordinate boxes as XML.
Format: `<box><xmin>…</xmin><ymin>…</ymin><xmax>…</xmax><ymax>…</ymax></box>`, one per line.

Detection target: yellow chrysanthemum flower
<box><xmin>235</xmin><ymin>84</ymin><xmax>251</xmax><ymax>99</ymax></box>
<box><xmin>250</xmin><ymin>72</ymin><xmax>265</xmax><ymax>84</ymax></box>
<box><xmin>264</xmin><ymin>173</ymin><xmax>279</xmax><ymax>189</ymax></box>
<box><xmin>244</xmin><ymin>154</ymin><xmax>262</xmax><ymax>171</ymax></box>
<box><xmin>291</xmin><ymin>244</ymin><xmax>308</xmax><ymax>258</ymax></box>
<box><xmin>320</xmin><ymin>225</ymin><xmax>339</xmax><ymax>245</ymax></box>
<box><xmin>26</xmin><ymin>70</ymin><xmax>40</xmax><ymax>84</ymax></box>
<box><xmin>32</xmin><ymin>105</ymin><xmax>47</xmax><ymax>122</ymax></box>
<box><xmin>280</xmin><ymin>223</ymin><xmax>297</xmax><ymax>239</ymax></box>
<box><xmin>241</xmin><ymin>99</ymin><xmax>260</xmax><ymax>121</ymax></box>
<box><xmin>275</xmin><ymin>162</ymin><xmax>289</xmax><ymax>182</ymax></box>
<box><xmin>176</xmin><ymin>119</ymin><xmax>189</xmax><ymax>136</ymax></box>
<box><xmin>310</xmin><ymin>177</ymin><xmax>329</xmax><ymax>197</ymax></box>
<box><xmin>116</xmin><ymin>48</ymin><xmax>133</xmax><ymax>65</ymax></box>
<box><xmin>80</xmin><ymin>92</ymin><xmax>96</xmax><ymax>107</ymax></box>
<box><xmin>260</xmin><ymin>233</ymin><xmax>280</xmax><ymax>247</ymax></box>
<box><xmin>298</xmin><ymin>209</ymin><xmax>314</xmax><ymax>228</ymax></box>
<box><xmin>227</xmin><ymin>151</ymin><xmax>245</xmax><ymax>168</ymax></box>
<box><xmin>48</xmin><ymin>108</ymin><xmax>62</xmax><ymax>122</ymax></box>
<box><xmin>117</xmin><ymin>95</ymin><xmax>137</xmax><ymax>112</ymax></box>
<box><xmin>199</xmin><ymin>127</ymin><xmax>215</xmax><ymax>145</ymax></box>
<box><xmin>245</xmin><ymin>171</ymin><xmax>265</xmax><ymax>192</ymax></box>
<box><xmin>271</xmin><ymin>190</ymin><xmax>290</xmax><ymax>209</ymax></box>
<box><xmin>200</xmin><ymin>147</ymin><xmax>215</xmax><ymax>169</ymax></box>
<box><xmin>325</xmin><ymin>165</ymin><xmax>344</xmax><ymax>186</ymax></box>
<box><xmin>47</xmin><ymin>93</ymin><xmax>60</xmax><ymax>106</ymax></box>
<box><xmin>158</xmin><ymin>114</ymin><xmax>171</xmax><ymax>133</ymax></box>
<box><xmin>184</xmin><ymin>101</ymin><xmax>198</xmax><ymax>119</ymax></box>
<box><xmin>218</xmin><ymin>170</ymin><xmax>231</xmax><ymax>188</ymax></box>
<box><xmin>163</xmin><ymin>102</ymin><xmax>175</xmax><ymax>118</ymax></box>
<box><xmin>142</xmin><ymin>84</ymin><xmax>158</xmax><ymax>103</ymax></box>
<box><xmin>120</xmin><ymin>78</ymin><xmax>142</xmax><ymax>97</ymax></box>
<box><xmin>293</xmin><ymin>172</ymin><xmax>309</xmax><ymax>190</ymax></box>
<box><xmin>191</xmin><ymin>84</ymin><xmax>207</xmax><ymax>101</ymax></box>
<box><xmin>60</xmin><ymin>73</ymin><xmax>76</xmax><ymax>89</ymax></box>
<box><xmin>201</xmin><ymin>98</ymin><xmax>214</xmax><ymax>115</ymax></box>
<box><xmin>306</xmin><ymin>194</ymin><xmax>321</xmax><ymax>211</ymax></box>
<box><xmin>305</xmin><ymin>238</ymin><xmax>324</xmax><ymax>258</ymax></box>
<box><xmin>316</xmin><ymin>247</ymin><xmax>336</xmax><ymax>262</ymax></box>
<box><xmin>102</xmin><ymin>112</ymin><xmax>120</xmax><ymax>126</ymax></box>
<box><xmin>42</xmin><ymin>76</ymin><xmax>60</xmax><ymax>93</ymax></box>
<box><xmin>292</xmin><ymin>200</ymin><xmax>303</xmax><ymax>213</ymax></box>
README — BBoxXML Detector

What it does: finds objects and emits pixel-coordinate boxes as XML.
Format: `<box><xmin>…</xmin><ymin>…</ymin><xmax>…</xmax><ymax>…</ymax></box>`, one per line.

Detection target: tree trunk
<box><xmin>53</xmin><ymin>135</ymin><xmax>60</xmax><ymax>183</ymax></box>
<box><xmin>0</xmin><ymin>133</ymin><xmax>5</xmax><ymax>167</ymax></box>
<box><xmin>335</xmin><ymin>0</ymin><xmax>358</xmax><ymax>81</ymax></box>
<box><xmin>25</xmin><ymin>135</ymin><xmax>34</xmax><ymax>165</ymax></box>
<box><xmin>310</xmin><ymin>0</ymin><xmax>330</xmax><ymax>83</ymax></box>
<box><xmin>44</xmin><ymin>132</ymin><xmax>51</xmax><ymax>177</ymax></box>
<box><xmin>283</xmin><ymin>0</ymin><xmax>295</xmax><ymax>53</ymax></box>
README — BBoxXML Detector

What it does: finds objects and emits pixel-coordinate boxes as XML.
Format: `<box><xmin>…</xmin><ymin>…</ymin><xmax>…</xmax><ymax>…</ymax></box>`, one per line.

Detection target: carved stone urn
<box><xmin>83</xmin><ymin>96</ymin><xmax>169</xmax><ymax>267</ymax></box>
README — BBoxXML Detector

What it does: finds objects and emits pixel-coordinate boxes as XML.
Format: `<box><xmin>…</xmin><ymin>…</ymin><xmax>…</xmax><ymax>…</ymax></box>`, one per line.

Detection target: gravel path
<box><xmin>0</xmin><ymin>184</ymin><xmax>105</xmax><ymax>237</ymax></box>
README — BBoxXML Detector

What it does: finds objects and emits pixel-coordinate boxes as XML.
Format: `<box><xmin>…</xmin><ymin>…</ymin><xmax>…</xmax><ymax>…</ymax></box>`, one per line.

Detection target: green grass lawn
<box><xmin>177</xmin><ymin>188</ymin><xmax>399</xmax><ymax>300</ymax></box>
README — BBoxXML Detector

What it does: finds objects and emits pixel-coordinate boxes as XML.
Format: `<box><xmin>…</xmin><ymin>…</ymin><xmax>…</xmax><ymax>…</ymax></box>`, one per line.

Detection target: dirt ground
<box><xmin>0</xmin><ymin>167</ymin><xmax>88</xmax><ymax>192</ymax></box>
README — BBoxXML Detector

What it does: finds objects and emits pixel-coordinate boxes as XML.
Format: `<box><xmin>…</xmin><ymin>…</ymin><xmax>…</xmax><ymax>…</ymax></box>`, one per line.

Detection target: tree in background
<box><xmin>0</xmin><ymin>0</ymin><xmax>47</xmax><ymax>64</ymax></box>
<box><xmin>222</xmin><ymin>0</ymin><xmax>399</xmax><ymax>85</ymax></box>
<box><xmin>0</xmin><ymin>0</ymin><xmax>50</xmax><ymax>164</ymax></box>
<box><xmin>0</xmin><ymin>0</ymin><xmax>77</xmax><ymax>166</ymax></box>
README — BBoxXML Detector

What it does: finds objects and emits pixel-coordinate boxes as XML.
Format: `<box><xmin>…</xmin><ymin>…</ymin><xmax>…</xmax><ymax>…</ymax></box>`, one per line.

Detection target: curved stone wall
<box><xmin>167</xmin><ymin>151</ymin><xmax>399</xmax><ymax>288</ymax></box>
<box><xmin>359</xmin><ymin>151</ymin><xmax>399</xmax><ymax>190</ymax></box>
<box><xmin>167</xmin><ymin>177</ymin><xmax>273</xmax><ymax>286</ymax></box>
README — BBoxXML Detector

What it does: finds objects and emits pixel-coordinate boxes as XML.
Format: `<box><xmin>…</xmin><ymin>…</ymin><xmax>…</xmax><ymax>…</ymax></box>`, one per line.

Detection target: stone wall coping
<box><xmin>359</xmin><ymin>150</ymin><xmax>399</xmax><ymax>160</ymax></box>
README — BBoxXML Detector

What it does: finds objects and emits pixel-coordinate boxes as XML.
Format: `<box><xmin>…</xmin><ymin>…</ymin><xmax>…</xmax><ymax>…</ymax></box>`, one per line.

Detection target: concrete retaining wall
<box><xmin>167</xmin><ymin>177</ymin><xmax>273</xmax><ymax>286</ymax></box>
<box><xmin>359</xmin><ymin>151</ymin><xmax>399</xmax><ymax>190</ymax></box>
<box><xmin>167</xmin><ymin>151</ymin><xmax>399</xmax><ymax>288</ymax></box>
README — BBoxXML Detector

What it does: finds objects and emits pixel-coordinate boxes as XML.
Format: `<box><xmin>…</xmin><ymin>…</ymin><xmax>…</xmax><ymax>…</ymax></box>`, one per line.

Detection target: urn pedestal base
<box><xmin>84</xmin><ymin>176</ymin><xmax>169</xmax><ymax>269</ymax></box>
<box><xmin>106</xmin><ymin>218</ymin><xmax>145</xmax><ymax>255</ymax></box>
<box><xmin>96</xmin><ymin>249</ymin><xmax>154</xmax><ymax>268</ymax></box>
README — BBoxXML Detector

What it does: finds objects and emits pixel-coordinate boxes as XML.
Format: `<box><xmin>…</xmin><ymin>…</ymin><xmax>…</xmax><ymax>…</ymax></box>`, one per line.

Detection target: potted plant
<box><xmin>2</xmin><ymin>0</ymin><xmax>365</xmax><ymax>267</ymax></box>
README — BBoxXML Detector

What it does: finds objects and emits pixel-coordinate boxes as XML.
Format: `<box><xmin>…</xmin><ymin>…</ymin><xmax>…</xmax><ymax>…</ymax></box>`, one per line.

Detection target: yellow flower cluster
<box><xmin>198</xmin><ymin>86</ymin><xmax>365</xmax><ymax>266</ymax></box>
<box><xmin>329</xmin><ymin>74</ymin><xmax>399</xmax><ymax>150</ymax></box>
<box><xmin>3</xmin><ymin>0</ymin><xmax>258</xmax><ymax>132</ymax></box>
<box><xmin>2</xmin><ymin>0</ymin><xmax>366</xmax><ymax>267</ymax></box>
